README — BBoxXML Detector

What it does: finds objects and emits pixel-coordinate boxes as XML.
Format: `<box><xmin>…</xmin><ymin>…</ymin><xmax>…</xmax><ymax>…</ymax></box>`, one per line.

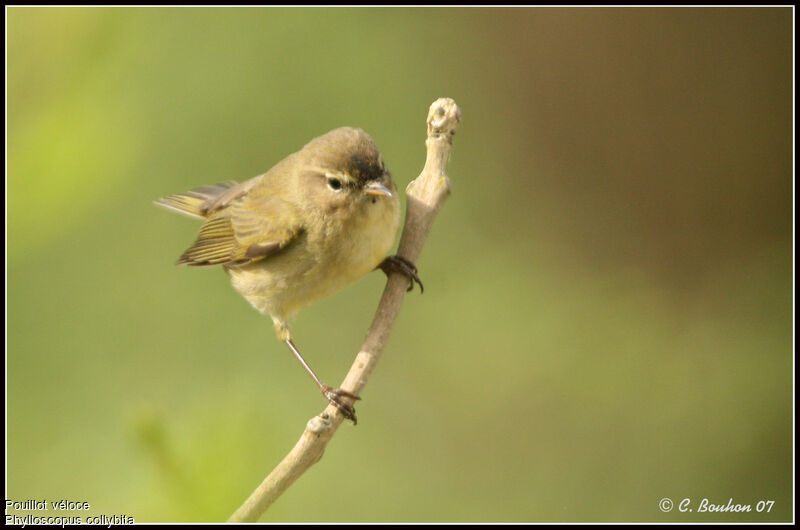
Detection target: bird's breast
<box><xmin>228</xmin><ymin>196</ymin><xmax>400</xmax><ymax>321</ymax></box>
<box><xmin>333</xmin><ymin>197</ymin><xmax>401</xmax><ymax>283</ymax></box>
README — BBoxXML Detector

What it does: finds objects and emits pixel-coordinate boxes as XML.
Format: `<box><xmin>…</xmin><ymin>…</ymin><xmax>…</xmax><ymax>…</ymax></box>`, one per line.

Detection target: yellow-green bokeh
<box><xmin>7</xmin><ymin>7</ymin><xmax>792</xmax><ymax>522</ymax></box>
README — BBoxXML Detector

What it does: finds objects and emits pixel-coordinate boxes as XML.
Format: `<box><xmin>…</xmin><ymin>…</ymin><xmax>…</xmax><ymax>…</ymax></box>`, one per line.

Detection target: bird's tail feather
<box><xmin>153</xmin><ymin>181</ymin><xmax>239</xmax><ymax>219</ymax></box>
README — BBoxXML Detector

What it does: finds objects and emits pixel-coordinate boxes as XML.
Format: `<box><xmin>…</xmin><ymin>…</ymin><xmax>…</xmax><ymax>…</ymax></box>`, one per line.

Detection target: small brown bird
<box><xmin>155</xmin><ymin>127</ymin><xmax>421</xmax><ymax>423</ymax></box>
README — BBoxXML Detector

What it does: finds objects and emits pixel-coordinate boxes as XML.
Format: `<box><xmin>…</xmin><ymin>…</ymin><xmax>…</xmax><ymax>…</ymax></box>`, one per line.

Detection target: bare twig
<box><xmin>228</xmin><ymin>98</ymin><xmax>461</xmax><ymax>523</ymax></box>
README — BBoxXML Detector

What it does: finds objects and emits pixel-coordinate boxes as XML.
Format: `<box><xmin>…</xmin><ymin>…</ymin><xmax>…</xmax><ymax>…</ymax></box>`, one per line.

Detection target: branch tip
<box><xmin>427</xmin><ymin>98</ymin><xmax>461</xmax><ymax>139</ymax></box>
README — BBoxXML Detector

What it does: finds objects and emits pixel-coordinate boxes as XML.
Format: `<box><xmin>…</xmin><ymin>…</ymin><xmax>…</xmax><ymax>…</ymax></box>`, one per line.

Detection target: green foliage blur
<box><xmin>7</xmin><ymin>7</ymin><xmax>793</xmax><ymax>523</ymax></box>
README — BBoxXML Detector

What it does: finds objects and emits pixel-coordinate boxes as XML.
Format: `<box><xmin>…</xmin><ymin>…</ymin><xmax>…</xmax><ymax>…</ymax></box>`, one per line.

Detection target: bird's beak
<box><xmin>363</xmin><ymin>181</ymin><xmax>393</xmax><ymax>197</ymax></box>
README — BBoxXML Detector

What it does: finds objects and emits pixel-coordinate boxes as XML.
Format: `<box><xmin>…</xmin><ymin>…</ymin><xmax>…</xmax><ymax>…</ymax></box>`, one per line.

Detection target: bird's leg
<box><xmin>378</xmin><ymin>255</ymin><xmax>424</xmax><ymax>293</ymax></box>
<box><xmin>284</xmin><ymin>338</ymin><xmax>360</xmax><ymax>424</ymax></box>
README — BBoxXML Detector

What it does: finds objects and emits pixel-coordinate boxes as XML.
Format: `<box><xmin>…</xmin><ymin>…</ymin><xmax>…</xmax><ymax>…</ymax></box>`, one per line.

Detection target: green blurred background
<box><xmin>6</xmin><ymin>7</ymin><xmax>793</xmax><ymax>523</ymax></box>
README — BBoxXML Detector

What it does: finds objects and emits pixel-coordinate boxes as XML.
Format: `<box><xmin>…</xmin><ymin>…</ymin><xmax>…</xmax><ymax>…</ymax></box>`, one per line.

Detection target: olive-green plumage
<box><xmin>155</xmin><ymin>126</ymin><xmax>401</xmax><ymax>343</ymax></box>
<box><xmin>156</xmin><ymin>127</ymin><xmax>407</xmax><ymax>422</ymax></box>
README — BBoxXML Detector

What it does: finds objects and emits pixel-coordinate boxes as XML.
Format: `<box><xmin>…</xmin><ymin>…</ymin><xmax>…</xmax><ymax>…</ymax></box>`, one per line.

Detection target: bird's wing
<box><xmin>176</xmin><ymin>195</ymin><xmax>303</xmax><ymax>267</ymax></box>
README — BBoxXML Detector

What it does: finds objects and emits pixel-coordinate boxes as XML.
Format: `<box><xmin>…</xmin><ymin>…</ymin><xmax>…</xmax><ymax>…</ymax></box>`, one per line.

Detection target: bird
<box><xmin>155</xmin><ymin>127</ymin><xmax>421</xmax><ymax>423</ymax></box>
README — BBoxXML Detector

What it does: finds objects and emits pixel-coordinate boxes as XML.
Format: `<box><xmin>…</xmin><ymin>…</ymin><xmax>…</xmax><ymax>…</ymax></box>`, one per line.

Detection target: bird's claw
<box><xmin>321</xmin><ymin>385</ymin><xmax>360</xmax><ymax>425</ymax></box>
<box><xmin>379</xmin><ymin>255</ymin><xmax>424</xmax><ymax>293</ymax></box>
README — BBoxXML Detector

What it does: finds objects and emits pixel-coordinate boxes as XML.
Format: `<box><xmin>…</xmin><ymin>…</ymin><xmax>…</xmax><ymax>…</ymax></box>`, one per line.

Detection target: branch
<box><xmin>227</xmin><ymin>98</ymin><xmax>461</xmax><ymax>523</ymax></box>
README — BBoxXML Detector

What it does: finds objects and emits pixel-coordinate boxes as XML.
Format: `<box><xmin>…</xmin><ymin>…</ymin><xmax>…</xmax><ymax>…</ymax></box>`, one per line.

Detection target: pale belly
<box><xmin>226</xmin><ymin>197</ymin><xmax>400</xmax><ymax>338</ymax></box>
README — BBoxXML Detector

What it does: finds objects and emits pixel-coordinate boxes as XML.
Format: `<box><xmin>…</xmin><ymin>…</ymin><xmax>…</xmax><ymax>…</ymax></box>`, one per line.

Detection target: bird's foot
<box><xmin>320</xmin><ymin>385</ymin><xmax>361</xmax><ymax>425</ymax></box>
<box><xmin>379</xmin><ymin>255</ymin><xmax>424</xmax><ymax>293</ymax></box>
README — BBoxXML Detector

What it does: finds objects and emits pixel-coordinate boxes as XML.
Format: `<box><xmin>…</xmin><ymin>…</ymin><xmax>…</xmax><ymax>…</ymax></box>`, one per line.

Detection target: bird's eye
<box><xmin>327</xmin><ymin>177</ymin><xmax>343</xmax><ymax>191</ymax></box>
